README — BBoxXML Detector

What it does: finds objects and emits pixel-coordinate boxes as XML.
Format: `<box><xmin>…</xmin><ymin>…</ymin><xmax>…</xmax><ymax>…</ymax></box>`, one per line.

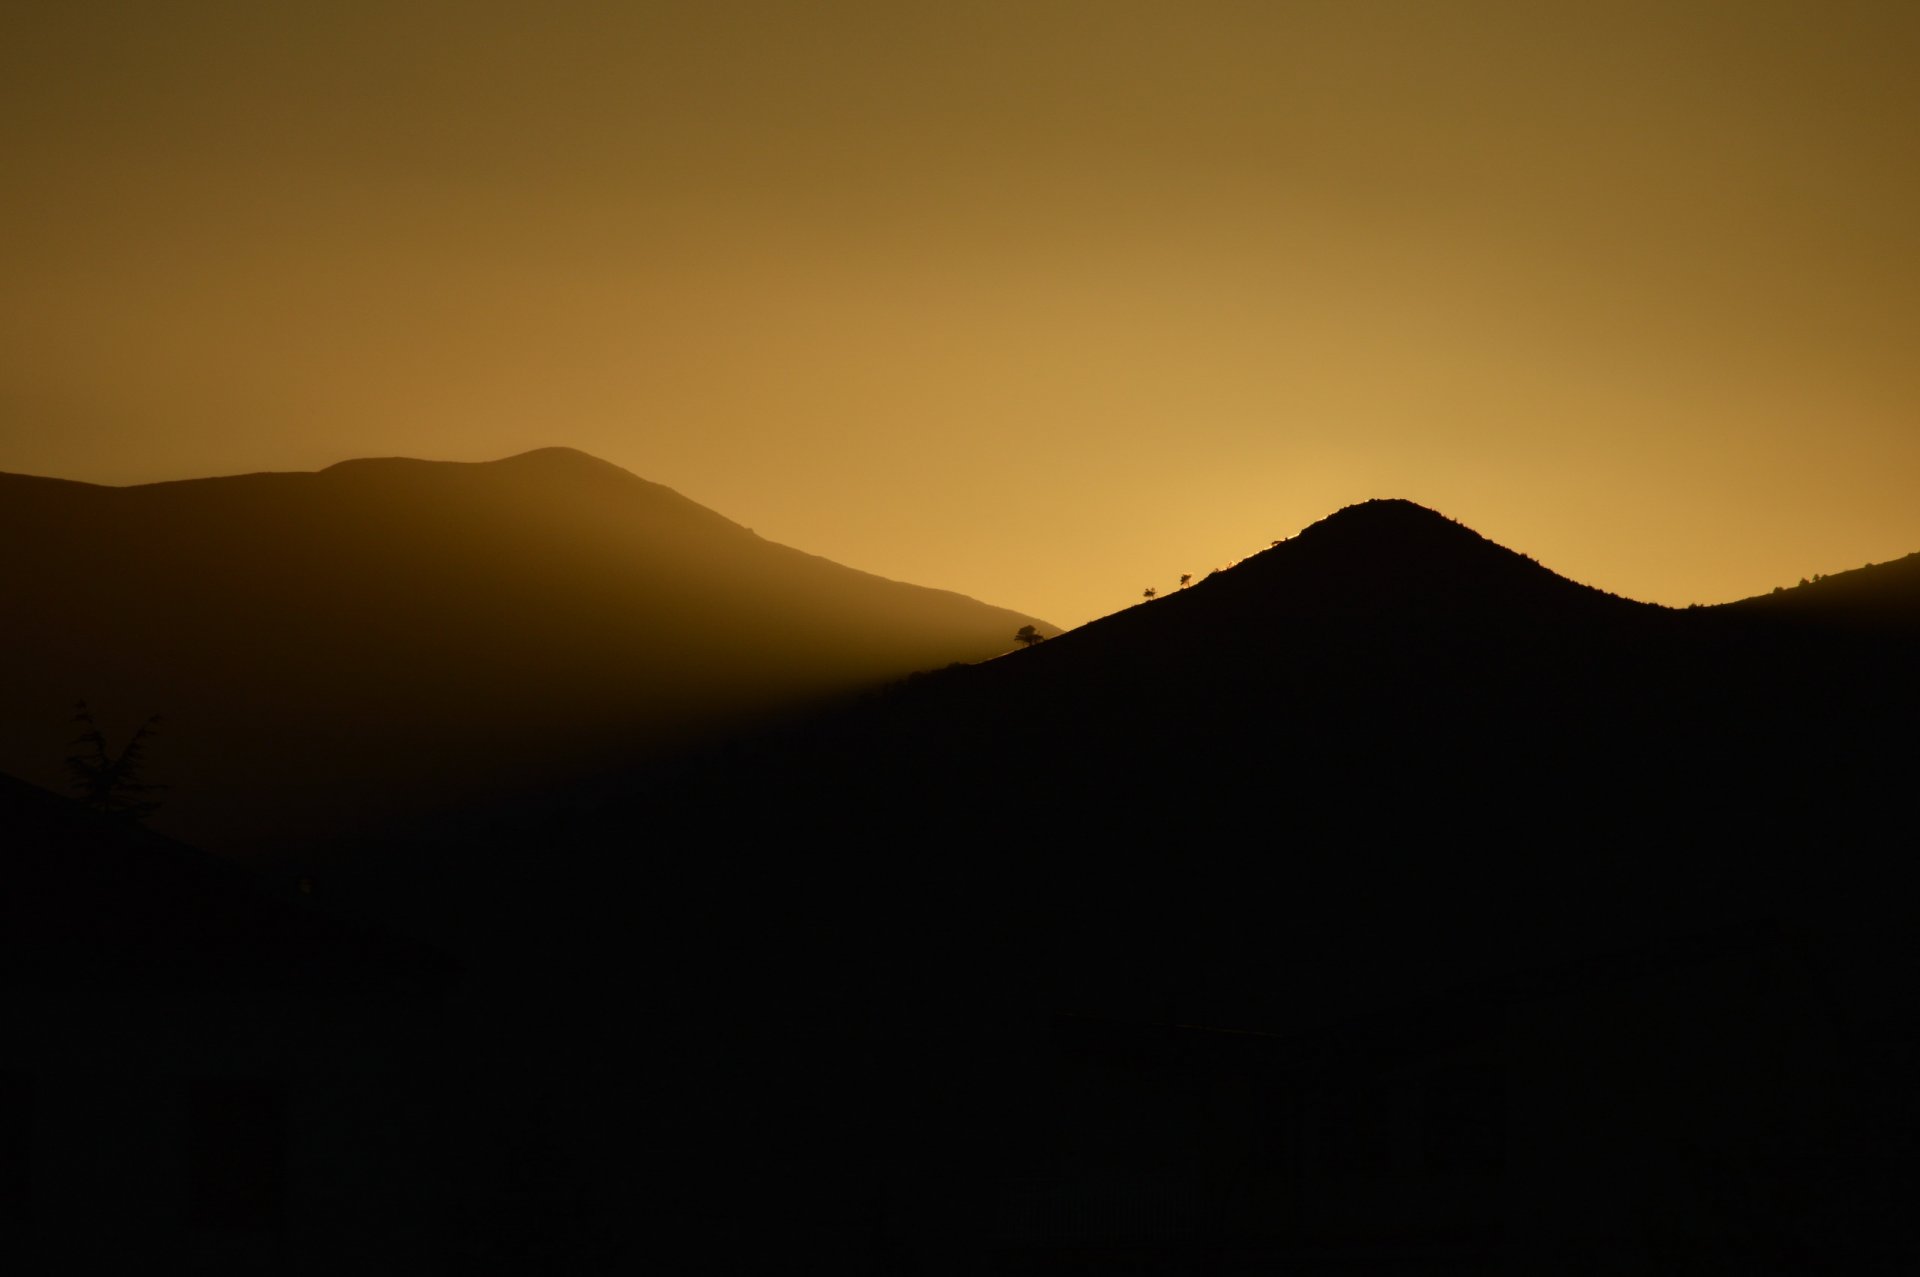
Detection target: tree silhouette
<box><xmin>67</xmin><ymin>701</ymin><xmax>165</xmax><ymax>821</ymax></box>
<box><xmin>1014</xmin><ymin>624</ymin><xmax>1044</xmax><ymax>648</ymax></box>
<box><xmin>1179</xmin><ymin>573</ymin><xmax>1192</xmax><ymax>590</ymax></box>
<box><xmin>1143</xmin><ymin>587</ymin><xmax>1157</xmax><ymax>601</ymax></box>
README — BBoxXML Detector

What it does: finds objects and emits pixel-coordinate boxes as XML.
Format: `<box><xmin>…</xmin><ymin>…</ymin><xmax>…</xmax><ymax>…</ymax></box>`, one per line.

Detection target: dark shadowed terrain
<box><xmin>9</xmin><ymin>496</ymin><xmax>1917</xmax><ymax>1273</ymax></box>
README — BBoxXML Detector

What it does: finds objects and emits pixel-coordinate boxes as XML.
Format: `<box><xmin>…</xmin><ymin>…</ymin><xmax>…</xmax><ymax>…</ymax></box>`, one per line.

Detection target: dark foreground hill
<box><xmin>3</xmin><ymin>771</ymin><xmax>472</xmax><ymax>1273</ymax></box>
<box><xmin>1722</xmin><ymin>546</ymin><xmax>1920</xmax><ymax>633</ymax></box>
<box><xmin>389</xmin><ymin>498</ymin><xmax>1917</xmax><ymax>1272</ymax></box>
<box><xmin>12</xmin><ymin>498</ymin><xmax>1917</xmax><ymax>1273</ymax></box>
<box><xmin>0</xmin><ymin>448</ymin><xmax>1054</xmax><ymax>853</ymax></box>
<box><xmin>1</xmin><ymin>770</ymin><xmax>450</xmax><ymax>993</ymax></box>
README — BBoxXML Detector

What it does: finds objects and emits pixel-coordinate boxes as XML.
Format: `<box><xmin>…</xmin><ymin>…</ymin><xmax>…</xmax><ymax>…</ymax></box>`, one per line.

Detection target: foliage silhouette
<box><xmin>1142</xmin><ymin>586</ymin><xmax>1157</xmax><ymax>601</ymax></box>
<box><xmin>1014</xmin><ymin>624</ymin><xmax>1044</xmax><ymax>648</ymax></box>
<box><xmin>66</xmin><ymin>701</ymin><xmax>164</xmax><ymax>821</ymax></box>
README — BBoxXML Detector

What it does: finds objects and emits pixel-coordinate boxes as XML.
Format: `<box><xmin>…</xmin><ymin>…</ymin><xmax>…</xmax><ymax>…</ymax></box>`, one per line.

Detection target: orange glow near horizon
<box><xmin>4</xmin><ymin>2</ymin><xmax>1919</xmax><ymax>629</ymax></box>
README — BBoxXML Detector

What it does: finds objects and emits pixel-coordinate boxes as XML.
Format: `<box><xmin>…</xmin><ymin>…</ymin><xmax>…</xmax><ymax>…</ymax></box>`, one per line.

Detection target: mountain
<box><xmin>501</xmin><ymin>497</ymin><xmax>1913</xmax><ymax>1271</ymax></box>
<box><xmin>0</xmin><ymin>447</ymin><xmax>1054</xmax><ymax>852</ymax></box>
<box><xmin>14</xmin><ymin>492</ymin><xmax>1916</xmax><ymax>1270</ymax></box>
<box><xmin>655</xmin><ymin>490</ymin><xmax>1903</xmax><ymax>920</ymax></box>
<box><xmin>696</xmin><ymin>497</ymin><xmax>1758</xmax><ymax>850</ymax></box>
<box><xmin>463</xmin><ymin>494</ymin><xmax>1915</xmax><ymax>973</ymax></box>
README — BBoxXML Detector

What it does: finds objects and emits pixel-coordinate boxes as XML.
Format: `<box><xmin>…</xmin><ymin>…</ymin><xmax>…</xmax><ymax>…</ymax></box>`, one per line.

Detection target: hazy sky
<box><xmin>5</xmin><ymin>1</ymin><xmax>1918</xmax><ymax>628</ymax></box>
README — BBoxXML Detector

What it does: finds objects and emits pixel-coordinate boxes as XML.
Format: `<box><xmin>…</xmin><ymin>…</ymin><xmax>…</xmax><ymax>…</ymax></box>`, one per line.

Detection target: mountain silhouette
<box><xmin>0</xmin><ymin>448</ymin><xmax>1054</xmax><ymax>852</ymax></box>
<box><xmin>1004</xmin><ymin>497</ymin><xmax>1668</xmax><ymax>700</ymax></box>
<box><xmin>10</xmin><ymin>491</ymin><xmax>1915</xmax><ymax>1271</ymax></box>
<box><xmin>526</xmin><ymin>496</ymin><xmax>1911</xmax><ymax>1270</ymax></box>
<box><xmin>1723</xmin><ymin>548</ymin><xmax>1920</xmax><ymax>633</ymax></box>
<box><xmin>481</xmin><ymin>494</ymin><xmax>1913</xmax><ymax>956</ymax></box>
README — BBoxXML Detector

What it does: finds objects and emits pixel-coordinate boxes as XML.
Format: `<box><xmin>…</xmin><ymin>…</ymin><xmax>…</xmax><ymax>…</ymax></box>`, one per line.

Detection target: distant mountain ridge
<box><xmin>0</xmin><ymin>448</ymin><xmax>1055</xmax><ymax>852</ymax></box>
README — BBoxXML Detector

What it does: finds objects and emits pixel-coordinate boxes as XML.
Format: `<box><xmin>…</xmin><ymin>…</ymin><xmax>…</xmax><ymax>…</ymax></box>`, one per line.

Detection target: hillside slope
<box><xmin>384</xmin><ymin>497</ymin><xmax>1918</xmax><ymax>1270</ymax></box>
<box><xmin>17</xmin><ymin>495</ymin><xmax>1915</xmax><ymax>1270</ymax></box>
<box><xmin>1721</xmin><ymin>548</ymin><xmax>1920</xmax><ymax>632</ymax></box>
<box><xmin>0</xmin><ymin>447</ymin><xmax>1054</xmax><ymax>852</ymax></box>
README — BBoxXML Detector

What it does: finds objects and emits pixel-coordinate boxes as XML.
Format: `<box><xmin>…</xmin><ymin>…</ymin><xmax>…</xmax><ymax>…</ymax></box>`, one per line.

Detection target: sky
<box><xmin>5</xmin><ymin>1</ymin><xmax>1919</xmax><ymax>629</ymax></box>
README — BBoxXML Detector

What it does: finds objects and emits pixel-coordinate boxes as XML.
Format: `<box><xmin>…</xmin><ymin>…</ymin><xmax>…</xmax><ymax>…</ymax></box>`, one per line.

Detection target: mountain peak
<box><xmin>1294</xmin><ymin>497</ymin><xmax>1471</xmax><ymax>545</ymax></box>
<box><xmin>491</xmin><ymin>446</ymin><xmax>631</xmax><ymax>475</ymax></box>
<box><xmin>319</xmin><ymin>446</ymin><xmax>634</xmax><ymax>480</ymax></box>
<box><xmin>1323</xmin><ymin>496</ymin><xmax>1441</xmax><ymax>520</ymax></box>
<box><xmin>1230</xmin><ymin>497</ymin><xmax>1503</xmax><ymax>581</ymax></box>
<box><xmin>1145</xmin><ymin>497</ymin><xmax>1642</xmax><ymax>630</ymax></box>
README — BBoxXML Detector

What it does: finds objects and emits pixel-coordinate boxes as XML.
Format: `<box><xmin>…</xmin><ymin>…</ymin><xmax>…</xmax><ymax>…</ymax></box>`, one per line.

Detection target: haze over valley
<box><xmin>0</xmin><ymin>447</ymin><xmax>1054</xmax><ymax>852</ymax></box>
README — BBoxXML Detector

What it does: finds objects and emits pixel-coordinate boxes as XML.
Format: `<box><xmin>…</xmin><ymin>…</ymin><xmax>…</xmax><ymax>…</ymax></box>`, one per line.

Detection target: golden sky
<box><xmin>5</xmin><ymin>1</ymin><xmax>1918</xmax><ymax>628</ymax></box>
